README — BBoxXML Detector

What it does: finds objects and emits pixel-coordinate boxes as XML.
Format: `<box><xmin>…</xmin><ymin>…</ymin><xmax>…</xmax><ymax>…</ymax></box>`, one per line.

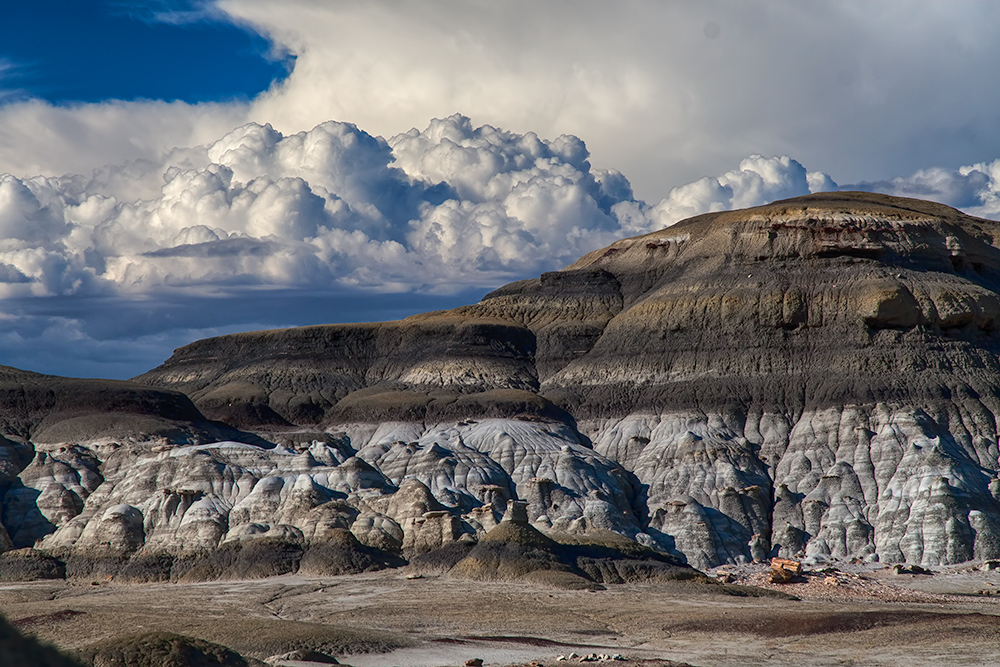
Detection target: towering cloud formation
<box><xmin>5</xmin><ymin>2</ymin><xmax>1000</xmax><ymax>204</ymax></box>
<box><xmin>5</xmin><ymin>111</ymin><xmax>1000</xmax><ymax>304</ymax></box>
<box><xmin>0</xmin><ymin>116</ymin><xmax>835</xmax><ymax>300</ymax></box>
<box><xmin>1</xmin><ymin>113</ymin><xmax>1000</xmax><ymax>378</ymax></box>
<box><xmin>196</xmin><ymin>1</ymin><xmax>1000</xmax><ymax>199</ymax></box>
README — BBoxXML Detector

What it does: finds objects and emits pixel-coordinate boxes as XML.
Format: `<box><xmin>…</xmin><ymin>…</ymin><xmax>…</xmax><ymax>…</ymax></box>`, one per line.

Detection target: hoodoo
<box><xmin>4</xmin><ymin>192</ymin><xmax>1000</xmax><ymax>570</ymax></box>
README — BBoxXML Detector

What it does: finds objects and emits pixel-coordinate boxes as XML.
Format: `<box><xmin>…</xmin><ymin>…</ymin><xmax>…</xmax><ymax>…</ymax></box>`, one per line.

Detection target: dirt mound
<box><xmin>74</xmin><ymin>631</ymin><xmax>261</xmax><ymax>667</ymax></box>
<box><xmin>451</xmin><ymin>518</ymin><xmax>698</xmax><ymax>589</ymax></box>
<box><xmin>178</xmin><ymin>534</ymin><xmax>397</xmax><ymax>583</ymax></box>
<box><xmin>179</xmin><ymin>540</ymin><xmax>303</xmax><ymax>582</ymax></box>
<box><xmin>269</xmin><ymin>648</ymin><xmax>339</xmax><ymax>663</ymax></box>
<box><xmin>407</xmin><ymin>542</ymin><xmax>476</xmax><ymax>574</ymax></box>
<box><xmin>0</xmin><ymin>548</ymin><xmax>66</xmax><ymax>581</ymax></box>
<box><xmin>450</xmin><ymin>519</ymin><xmax>581</xmax><ymax>584</ymax></box>
<box><xmin>298</xmin><ymin>529</ymin><xmax>403</xmax><ymax>576</ymax></box>
<box><xmin>135</xmin><ymin>319</ymin><xmax>540</xmax><ymax>427</ymax></box>
<box><xmin>0</xmin><ymin>364</ymin><xmax>261</xmax><ymax>447</ymax></box>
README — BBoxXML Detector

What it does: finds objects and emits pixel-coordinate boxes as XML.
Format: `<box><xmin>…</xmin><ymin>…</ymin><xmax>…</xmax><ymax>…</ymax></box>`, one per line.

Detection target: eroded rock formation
<box><xmin>5</xmin><ymin>192</ymin><xmax>1000</xmax><ymax>570</ymax></box>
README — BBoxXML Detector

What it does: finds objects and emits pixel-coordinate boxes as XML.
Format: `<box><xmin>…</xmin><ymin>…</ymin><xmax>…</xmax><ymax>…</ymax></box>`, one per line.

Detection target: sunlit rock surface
<box><xmin>20</xmin><ymin>420</ymin><xmax>645</xmax><ymax>563</ymax></box>
<box><xmin>5</xmin><ymin>193</ymin><xmax>1000</xmax><ymax>570</ymax></box>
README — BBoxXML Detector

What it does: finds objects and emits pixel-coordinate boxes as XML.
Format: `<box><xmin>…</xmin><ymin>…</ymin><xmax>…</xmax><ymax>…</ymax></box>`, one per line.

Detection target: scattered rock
<box><xmin>769</xmin><ymin>557</ymin><xmax>802</xmax><ymax>584</ymax></box>
<box><xmin>466</xmin><ymin>659</ymin><xmax>484</xmax><ymax>667</ymax></box>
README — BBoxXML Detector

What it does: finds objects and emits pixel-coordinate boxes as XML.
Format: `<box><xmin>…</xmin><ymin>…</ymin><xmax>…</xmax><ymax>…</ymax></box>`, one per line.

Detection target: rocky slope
<box><xmin>0</xmin><ymin>367</ymin><xmax>263</xmax><ymax>552</ymax></box>
<box><xmin>5</xmin><ymin>192</ymin><xmax>1000</xmax><ymax>571</ymax></box>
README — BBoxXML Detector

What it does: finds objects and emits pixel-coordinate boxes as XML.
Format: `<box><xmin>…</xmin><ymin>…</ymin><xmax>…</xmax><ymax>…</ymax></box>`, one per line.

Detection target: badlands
<box><xmin>1</xmin><ymin>191</ymin><xmax>1000</xmax><ymax>665</ymax></box>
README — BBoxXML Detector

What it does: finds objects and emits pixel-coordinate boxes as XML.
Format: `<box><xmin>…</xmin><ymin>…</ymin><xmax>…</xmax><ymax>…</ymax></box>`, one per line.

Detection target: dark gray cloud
<box><xmin>143</xmin><ymin>237</ymin><xmax>279</xmax><ymax>258</ymax></box>
<box><xmin>0</xmin><ymin>287</ymin><xmax>489</xmax><ymax>379</ymax></box>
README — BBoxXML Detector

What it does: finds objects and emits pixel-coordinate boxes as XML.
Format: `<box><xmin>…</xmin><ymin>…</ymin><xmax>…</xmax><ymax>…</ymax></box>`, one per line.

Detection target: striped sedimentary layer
<box><xmin>5</xmin><ymin>192</ymin><xmax>1000</xmax><ymax>570</ymax></box>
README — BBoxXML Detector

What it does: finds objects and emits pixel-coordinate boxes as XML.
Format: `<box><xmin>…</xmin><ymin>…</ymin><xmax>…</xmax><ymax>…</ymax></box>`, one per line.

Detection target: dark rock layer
<box><xmin>137</xmin><ymin>192</ymin><xmax>1000</xmax><ymax>427</ymax></box>
<box><xmin>0</xmin><ymin>365</ymin><xmax>256</xmax><ymax>446</ymax></box>
<box><xmin>128</xmin><ymin>193</ymin><xmax>1000</xmax><ymax>568</ymax></box>
<box><xmin>3</xmin><ymin>192</ymin><xmax>1000</xmax><ymax>570</ymax></box>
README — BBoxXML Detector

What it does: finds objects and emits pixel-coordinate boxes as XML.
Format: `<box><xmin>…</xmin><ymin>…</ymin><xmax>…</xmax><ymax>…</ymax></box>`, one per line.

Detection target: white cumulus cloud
<box><xmin>0</xmin><ymin>116</ymin><xmax>646</xmax><ymax>302</ymax></box>
<box><xmin>7</xmin><ymin>112</ymin><xmax>1000</xmax><ymax>311</ymax></box>
<box><xmin>611</xmin><ymin>155</ymin><xmax>835</xmax><ymax>232</ymax></box>
<box><xmin>846</xmin><ymin>161</ymin><xmax>1000</xmax><ymax>219</ymax></box>
<box><xmin>2</xmin><ymin>110</ymin><xmax>1000</xmax><ymax>378</ymax></box>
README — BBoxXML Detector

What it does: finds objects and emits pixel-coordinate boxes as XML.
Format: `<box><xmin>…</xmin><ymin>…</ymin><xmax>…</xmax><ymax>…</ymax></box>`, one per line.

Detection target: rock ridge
<box><xmin>4</xmin><ymin>192</ymin><xmax>1000</xmax><ymax>569</ymax></box>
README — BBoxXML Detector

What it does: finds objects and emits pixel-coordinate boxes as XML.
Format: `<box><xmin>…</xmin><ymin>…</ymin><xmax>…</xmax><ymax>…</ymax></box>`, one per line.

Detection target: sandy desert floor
<box><xmin>1</xmin><ymin>562</ymin><xmax>999</xmax><ymax>667</ymax></box>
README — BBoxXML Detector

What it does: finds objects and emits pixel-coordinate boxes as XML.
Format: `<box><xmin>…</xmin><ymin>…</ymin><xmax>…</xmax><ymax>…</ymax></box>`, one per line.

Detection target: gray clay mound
<box><xmin>74</xmin><ymin>631</ymin><xmax>261</xmax><ymax>667</ymax></box>
<box><xmin>450</xmin><ymin>510</ymin><xmax>700</xmax><ymax>589</ymax></box>
<box><xmin>450</xmin><ymin>518</ymin><xmax>578</xmax><ymax>583</ymax></box>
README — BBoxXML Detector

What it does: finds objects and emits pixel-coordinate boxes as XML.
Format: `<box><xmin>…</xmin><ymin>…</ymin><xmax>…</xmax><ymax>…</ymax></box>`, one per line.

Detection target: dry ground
<box><xmin>1</xmin><ymin>562</ymin><xmax>999</xmax><ymax>667</ymax></box>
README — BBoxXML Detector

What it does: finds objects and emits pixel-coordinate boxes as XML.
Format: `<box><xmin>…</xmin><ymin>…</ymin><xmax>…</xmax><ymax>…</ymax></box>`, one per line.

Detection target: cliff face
<box><xmin>7</xmin><ymin>192</ymin><xmax>1000</xmax><ymax>570</ymax></box>
<box><xmin>0</xmin><ymin>367</ymin><xmax>263</xmax><ymax>551</ymax></box>
<box><xmin>545</xmin><ymin>192</ymin><xmax>1000</xmax><ymax>567</ymax></box>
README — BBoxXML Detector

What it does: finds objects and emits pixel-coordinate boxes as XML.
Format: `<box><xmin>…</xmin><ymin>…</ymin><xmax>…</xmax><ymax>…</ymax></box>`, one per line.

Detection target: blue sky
<box><xmin>1</xmin><ymin>1</ymin><xmax>1000</xmax><ymax>379</ymax></box>
<box><xmin>0</xmin><ymin>1</ymin><xmax>288</xmax><ymax>104</ymax></box>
